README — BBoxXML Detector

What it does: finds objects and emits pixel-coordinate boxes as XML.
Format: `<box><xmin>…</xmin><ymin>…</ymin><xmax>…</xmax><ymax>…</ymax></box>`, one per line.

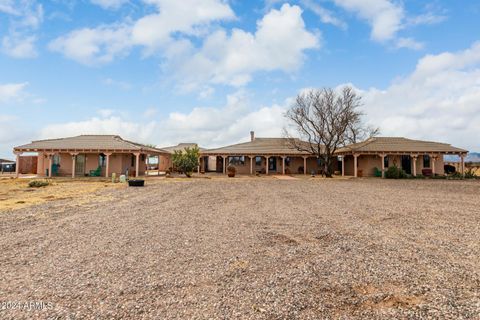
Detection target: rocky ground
<box><xmin>0</xmin><ymin>177</ymin><xmax>479</xmax><ymax>319</ymax></box>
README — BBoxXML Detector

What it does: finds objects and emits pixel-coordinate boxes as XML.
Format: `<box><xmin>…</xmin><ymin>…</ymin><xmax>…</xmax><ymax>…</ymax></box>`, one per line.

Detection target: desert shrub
<box><xmin>464</xmin><ymin>169</ymin><xmax>477</xmax><ymax>179</ymax></box>
<box><xmin>28</xmin><ymin>180</ymin><xmax>49</xmax><ymax>188</ymax></box>
<box><xmin>385</xmin><ymin>166</ymin><xmax>407</xmax><ymax>179</ymax></box>
<box><xmin>373</xmin><ymin>167</ymin><xmax>382</xmax><ymax>177</ymax></box>
<box><xmin>172</xmin><ymin>146</ymin><xmax>200</xmax><ymax>177</ymax></box>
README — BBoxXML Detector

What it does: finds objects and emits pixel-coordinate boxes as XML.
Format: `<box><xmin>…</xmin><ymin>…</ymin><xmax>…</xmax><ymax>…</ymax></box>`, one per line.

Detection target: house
<box><xmin>336</xmin><ymin>137</ymin><xmax>468</xmax><ymax>177</ymax></box>
<box><xmin>13</xmin><ymin>135</ymin><xmax>169</xmax><ymax>178</ymax></box>
<box><xmin>199</xmin><ymin>132</ymin><xmax>330</xmax><ymax>175</ymax></box>
<box><xmin>160</xmin><ymin>143</ymin><xmax>203</xmax><ymax>172</ymax></box>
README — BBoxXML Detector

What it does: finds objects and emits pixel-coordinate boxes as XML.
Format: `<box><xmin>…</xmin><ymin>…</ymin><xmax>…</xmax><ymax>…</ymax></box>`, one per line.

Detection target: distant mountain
<box><xmin>445</xmin><ymin>152</ymin><xmax>480</xmax><ymax>162</ymax></box>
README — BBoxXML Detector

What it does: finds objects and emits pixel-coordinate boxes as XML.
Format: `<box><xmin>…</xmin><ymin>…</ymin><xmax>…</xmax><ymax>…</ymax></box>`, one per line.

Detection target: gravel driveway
<box><xmin>0</xmin><ymin>178</ymin><xmax>479</xmax><ymax>319</ymax></box>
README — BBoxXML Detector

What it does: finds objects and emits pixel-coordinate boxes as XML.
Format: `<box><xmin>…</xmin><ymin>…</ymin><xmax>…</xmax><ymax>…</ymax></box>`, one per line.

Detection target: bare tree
<box><xmin>284</xmin><ymin>86</ymin><xmax>378</xmax><ymax>177</ymax></box>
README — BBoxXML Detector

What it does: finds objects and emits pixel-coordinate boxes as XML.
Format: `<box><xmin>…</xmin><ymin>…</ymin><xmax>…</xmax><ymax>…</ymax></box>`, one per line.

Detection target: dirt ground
<box><xmin>0</xmin><ymin>177</ymin><xmax>479</xmax><ymax>319</ymax></box>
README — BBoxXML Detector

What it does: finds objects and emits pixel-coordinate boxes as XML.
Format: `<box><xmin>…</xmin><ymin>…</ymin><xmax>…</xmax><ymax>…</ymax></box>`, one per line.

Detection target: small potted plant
<box><xmin>227</xmin><ymin>165</ymin><xmax>236</xmax><ymax>177</ymax></box>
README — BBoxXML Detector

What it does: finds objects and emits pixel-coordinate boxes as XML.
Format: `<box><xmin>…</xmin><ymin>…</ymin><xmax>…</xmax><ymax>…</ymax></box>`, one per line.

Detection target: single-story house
<box><xmin>0</xmin><ymin>158</ymin><xmax>16</xmax><ymax>173</ymax></box>
<box><xmin>336</xmin><ymin>137</ymin><xmax>468</xmax><ymax>177</ymax></box>
<box><xmin>13</xmin><ymin>135</ymin><xmax>170</xmax><ymax>178</ymax></box>
<box><xmin>199</xmin><ymin>132</ymin><xmax>331</xmax><ymax>175</ymax></box>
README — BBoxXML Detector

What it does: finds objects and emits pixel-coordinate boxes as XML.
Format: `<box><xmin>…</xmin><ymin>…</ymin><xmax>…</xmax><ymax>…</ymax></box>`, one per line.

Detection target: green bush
<box><xmin>385</xmin><ymin>166</ymin><xmax>407</xmax><ymax>179</ymax></box>
<box><xmin>172</xmin><ymin>146</ymin><xmax>200</xmax><ymax>177</ymax></box>
<box><xmin>373</xmin><ymin>167</ymin><xmax>382</xmax><ymax>177</ymax></box>
<box><xmin>28</xmin><ymin>180</ymin><xmax>50</xmax><ymax>188</ymax></box>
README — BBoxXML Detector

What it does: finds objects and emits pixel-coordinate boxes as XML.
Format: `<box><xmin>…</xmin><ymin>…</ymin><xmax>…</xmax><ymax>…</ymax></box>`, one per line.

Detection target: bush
<box><xmin>464</xmin><ymin>169</ymin><xmax>478</xmax><ymax>179</ymax></box>
<box><xmin>227</xmin><ymin>165</ymin><xmax>236</xmax><ymax>177</ymax></box>
<box><xmin>385</xmin><ymin>166</ymin><xmax>407</xmax><ymax>179</ymax></box>
<box><xmin>172</xmin><ymin>146</ymin><xmax>200</xmax><ymax>177</ymax></box>
<box><xmin>373</xmin><ymin>167</ymin><xmax>382</xmax><ymax>177</ymax></box>
<box><xmin>28</xmin><ymin>180</ymin><xmax>50</xmax><ymax>188</ymax></box>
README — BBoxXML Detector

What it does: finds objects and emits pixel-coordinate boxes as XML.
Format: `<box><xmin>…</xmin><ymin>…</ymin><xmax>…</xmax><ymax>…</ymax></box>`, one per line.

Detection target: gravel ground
<box><xmin>0</xmin><ymin>177</ymin><xmax>479</xmax><ymax>319</ymax></box>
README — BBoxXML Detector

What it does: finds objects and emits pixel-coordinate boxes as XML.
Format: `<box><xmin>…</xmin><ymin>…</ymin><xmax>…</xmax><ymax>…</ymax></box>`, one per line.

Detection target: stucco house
<box><xmin>13</xmin><ymin>135</ymin><xmax>169</xmax><ymax>178</ymax></box>
<box><xmin>336</xmin><ymin>137</ymin><xmax>468</xmax><ymax>177</ymax></box>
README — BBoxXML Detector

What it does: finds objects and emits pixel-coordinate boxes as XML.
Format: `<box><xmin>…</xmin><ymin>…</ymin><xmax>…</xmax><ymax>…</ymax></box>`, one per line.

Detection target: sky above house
<box><xmin>1</xmin><ymin>0</ymin><xmax>479</xmax><ymax>159</ymax></box>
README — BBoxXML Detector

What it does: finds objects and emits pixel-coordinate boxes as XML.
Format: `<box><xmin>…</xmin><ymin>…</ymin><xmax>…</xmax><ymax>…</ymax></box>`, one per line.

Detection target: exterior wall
<box><xmin>219</xmin><ymin>156</ymin><xmax>330</xmax><ymax>175</ymax></box>
<box><xmin>18</xmin><ymin>156</ymin><xmax>38</xmax><ymax>174</ymax></box>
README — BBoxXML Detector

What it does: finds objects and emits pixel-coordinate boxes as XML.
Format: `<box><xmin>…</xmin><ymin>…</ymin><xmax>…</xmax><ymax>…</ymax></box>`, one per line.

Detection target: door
<box><xmin>268</xmin><ymin>157</ymin><xmax>277</xmax><ymax>172</ymax></box>
<box><xmin>75</xmin><ymin>154</ymin><xmax>86</xmax><ymax>176</ymax></box>
<box><xmin>401</xmin><ymin>155</ymin><xmax>411</xmax><ymax>174</ymax></box>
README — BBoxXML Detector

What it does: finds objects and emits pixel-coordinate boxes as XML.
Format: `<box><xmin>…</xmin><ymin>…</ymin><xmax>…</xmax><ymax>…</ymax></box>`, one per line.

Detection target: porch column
<box><xmin>14</xmin><ymin>152</ymin><xmax>22</xmax><ymax>178</ymax></box>
<box><xmin>341</xmin><ymin>156</ymin><xmax>345</xmax><ymax>177</ymax></box>
<box><xmin>197</xmin><ymin>157</ymin><xmax>201</xmax><ymax>174</ymax></box>
<box><xmin>46</xmin><ymin>154</ymin><xmax>53</xmax><ymax>178</ymax></box>
<box><xmin>105</xmin><ymin>153</ymin><xmax>112</xmax><ymax>178</ymax></box>
<box><xmin>70</xmin><ymin>153</ymin><xmax>78</xmax><ymax>178</ymax></box>
<box><xmin>249</xmin><ymin>156</ymin><xmax>254</xmax><ymax>175</ymax></box>
<box><xmin>353</xmin><ymin>154</ymin><xmax>359</xmax><ymax>178</ymax></box>
<box><xmin>431</xmin><ymin>155</ymin><xmax>436</xmax><ymax>176</ymax></box>
<box><xmin>265</xmin><ymin>156</ymin><xmax>269</xmax><ymax>175</ymax></box>
<box><xmin>380</xmin><ymin>154</ymin><xmax>386</xmax><ymax>178</ymax></box>
<box><xmin>223</xmin><ymin>156</ymin><xmax>227</xmax><ymax>175</ymax></box>
<box><xmin>461</xmin><ymin>154</ymin><xmax>465</xmax><ymax>176</ymax></box>
<box><xmin>303</xmin><ymin>156</ymin><xmax>307</xmax><ymax>175</ymax></box>
<box><xmin>412</xmin><ymin>154</ymin><xmax>417</xmax><ymax>177</ymax></box>
<box><xmin>282</xmin><ymin>156</ymin><xmax>286</xmax><ymax>175</ymax></box>
<box><xmin>134</xmin><ymin>153</ymin><xmax>140</xmax><ymax>177</ymax></box>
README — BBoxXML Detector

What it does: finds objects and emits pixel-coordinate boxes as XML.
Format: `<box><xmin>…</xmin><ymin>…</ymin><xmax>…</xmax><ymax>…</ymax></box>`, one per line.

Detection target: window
<box><xmin>255</xmin><ymin>156</ymin><xmax>262</xmax><ymax>166</ymax></box>
<box><xmin>99</xmin><ymin>154</ymin><xmax>106</xmax><ymax>167</ymax></box>
<box><xmin>423</xmin><ymin>155</ymin><xmax>430</xmax><ymax>168</ymax></box>
<box><xmin>285</xmin><ymin>157</ymin><xmax>291</xmax><ymax>167</ymax></box>
<box><xmin>384</xmin><ymin>156</ymin><xmax>389</xmax><ymax>168</ymax></box>
<box><xmin>228</xmin><ymin>156</ymin><xmax>245</xmax><ymax>165</ymax></box>
<box><xmin>52</xmin><ymin>155</ymin><xmax>60</xmax><ymax>165</ymax></box>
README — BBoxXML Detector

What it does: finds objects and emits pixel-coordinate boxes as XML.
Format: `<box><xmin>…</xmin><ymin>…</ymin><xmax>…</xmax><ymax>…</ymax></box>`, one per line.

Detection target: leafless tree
<box><xmin>284</xmin><ymin>86</ymin><xmax>378</xmax><ymax>177</ymax></box>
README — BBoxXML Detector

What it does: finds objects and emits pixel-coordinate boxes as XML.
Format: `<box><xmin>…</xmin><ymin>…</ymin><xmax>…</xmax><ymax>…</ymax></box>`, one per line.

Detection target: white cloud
<box><xmin>0</xmin><ymin>0</ymin><xmax>43</xmax><ymax>58</ymax></box>
<box><xmin>91</xmin><ymin>0</ymin><xmax>128</xmax><ymax>10</ymax></box>
<box><xmin>357</xmin><ymin>42</ymin><xmax>480</xmax><ymax>151</ymax></box>
<box><xmin>172</xmin><ymin>4</ymin><xmax>319</xmax><ymax>88</ymax></box>
<box><xmin>332</xmin><ymin>0</ymin><xmax>404</xmax><ymax>42</ymax></box>
<box><xmin>102</xmin><ymin>77</ymin><xmax>132</xmax><ymax>90</ymax></box>
<box><xmin>301</xmin><ymin>0</ymin><xmax>347</xmax><ymax>29</ymax></box>
<box><xmin>395</xmin><ymin>37</ymin><xmax>424</xmax><ymax>51</ymax></box>
<box><xmin>0</xmin><ymin>82</ymin><xmax>28</xmax><ymax>103</ymax></box>
<box><xmin>48</xmin><ymin>23</ymin><xmax>132</xmax><ymax>65</ymax></box>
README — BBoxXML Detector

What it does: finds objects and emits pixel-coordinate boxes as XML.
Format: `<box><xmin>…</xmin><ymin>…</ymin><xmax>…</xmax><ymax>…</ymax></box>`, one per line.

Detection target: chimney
<box><xmin>250</xmin><ymin>131</ymin><xmax>255</xmax><ymax>142</ymax></box>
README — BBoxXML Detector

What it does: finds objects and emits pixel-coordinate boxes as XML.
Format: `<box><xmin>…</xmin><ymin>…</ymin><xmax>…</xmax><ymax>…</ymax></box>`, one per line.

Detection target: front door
<box><xmin>401</xmin><ymin>155</ymin><xmax>411</xmax><ymax>174</ymax></box>
<box><xmin>268</xmin><ymin>157</ymin><xmax>277</xmax><ymax>172</ymax></box>
<box><xmin>75</xmin><ymin>154</ymin><xmax>86</xmax><ymax>176</ymax></box>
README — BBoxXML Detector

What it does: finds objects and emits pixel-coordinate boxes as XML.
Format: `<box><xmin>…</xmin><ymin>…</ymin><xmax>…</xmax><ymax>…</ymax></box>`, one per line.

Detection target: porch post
<box><xmin>303</xmin><ymin>156</ymin><xmax>307</xmax><ymax>175</ymax></box>
<box><xmin>265</xmin><ymin>156</ymin><xmax>269</xmax><ymax>175</ymax></box>
<box><xmin>197</xmin><ymin>157</ymin><xmax>201</xmax><ymax>174</ymax></box>
<box><xmin>354</xmin><ymin>154</ymin><xmax>359</xmax><ymax>178</ymax></box>
<box><xmin>282</xmin><ymin>156</ymin><xmax>285</xmax><ymax>175</ymax></box>
<box><xmin>461</xmin><ymin>154</ymin><xmax>465</xmax><ymax>176</ymax></box>
<box><xmin>249</xmin><ymin>156</ymin><xmax>254</xmax><ymax>175</ymax></box>
<box><xmin>380</xmin><ymin>154</ymin><xmax>386</xmax><ymax>178</ymax></box>
<box><xmin>14</xmin><ymin>152</ymin><xmax>22</xmax><ymax>178</ymax></box>
<box><xmin>341</xmin><ymin>156</ymin><xmax>345</xmax><ymax>177</ymax></box>
<box><xmin>431</xmin><ymin>155</ymin><xmax>436</xmax><ymax>176</ymax></box>
<box><xmin>48</xmin><ymin>154</ymin><xmax>53</xmax><ymax>178</ymax></box>
<box><xmin>135</xmin><ymin>153</ymin><xmax>140</xmax><ymax>177</ymax></box>
<box><xmin>70</xmin><ymin>153</ymin><xmax>78</xmax><ymax>178</ymax></box>
<box><xmin>223</xmin><ymin>156</ymin><xmax>227</xmax><ymax>175</ymax></box>
<box><xmin>412</xmin><ymin>154</ymin><xmax>417</xmax><ymax>177</ymax></box>
<box><xmin>105</xmin><ymin>153</ymin><xmax>112</xmax><ymax>178</ymax></box>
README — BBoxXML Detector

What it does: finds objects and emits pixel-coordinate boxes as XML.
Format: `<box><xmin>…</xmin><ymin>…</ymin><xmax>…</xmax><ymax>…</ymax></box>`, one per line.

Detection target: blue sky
<box><xmin>1</xmin><ymin>0</ymin><xmax>480</xmax><ymax>159</ymax></box>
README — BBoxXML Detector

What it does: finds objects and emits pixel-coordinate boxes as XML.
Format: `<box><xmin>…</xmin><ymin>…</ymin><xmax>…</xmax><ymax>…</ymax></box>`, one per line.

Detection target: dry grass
<box><xmin>0</xmin><ymin>178</ymin><xmax>125</xmax><ymax>211</ymax></box>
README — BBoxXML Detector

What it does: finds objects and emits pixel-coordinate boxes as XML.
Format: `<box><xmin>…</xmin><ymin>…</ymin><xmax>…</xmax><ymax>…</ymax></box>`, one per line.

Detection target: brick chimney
<box><xmin>250</xmin><ymin>131</ymin><xmax>255</xmax><ymax>142</ymax></box>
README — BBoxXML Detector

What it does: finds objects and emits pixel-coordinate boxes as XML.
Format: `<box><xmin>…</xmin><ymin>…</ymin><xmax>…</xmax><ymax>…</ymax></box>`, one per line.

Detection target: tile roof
<box><xmin>13</xmin><ymin>135</ymin><xmax>169</xmax><ymax>154</ymax></box>
<box><xmin>161</xmin><ymin>143</ymin><xmax>204</xmax><ymax>154</ymax></box>
<box><xmin>336</xmin><ymin>137</ymin><xmax>468</xmax><ymax>154</ymax></box>
<box><xmin>201</xmin><ymin>138</ymin><xmax>322</xmax><ymax>155</ymax></box>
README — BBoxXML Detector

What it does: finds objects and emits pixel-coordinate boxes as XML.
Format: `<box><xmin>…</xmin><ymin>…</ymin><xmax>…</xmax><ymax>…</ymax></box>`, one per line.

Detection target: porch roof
<box><xmin>13</xmin><ymin>135</ymin><xmax>169</xmax><ymax>154</ymax></box>
<box><xmin>201</xmin><ymin>138</ymin><xmax>321</xmax><ymax>156</ymax></box>
<box><xmin>336</xmin><ymin>137</ymin><xmax>468</xmax><ymax>155</ymax></box>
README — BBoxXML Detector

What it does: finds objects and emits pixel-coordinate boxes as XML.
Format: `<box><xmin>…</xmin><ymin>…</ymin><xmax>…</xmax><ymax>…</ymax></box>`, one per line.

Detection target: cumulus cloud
<box><xmin>172</xmin><ymin>4</ymin><xmax>319</xmax><ymax>88</ymax></box>
<box><xmin>395</xmin><ymin>37</ymin><xmax>424</xmax><ymax>51</ymax></box>
<box><xmin>0</xmin><ymin>82</ymin><xmax>29</xmax><ymax>103</ymax></box>
<box><xmin>358</xmin><ymin>42</ymin><xmax>480</xmax><ymax>151</ymax></box>
<box><xmin>90</xmin><ymin>0</ymin><xmax>128</xmax><ymax>10</ymax></box>
<box><xmin>0</xmin><ymin>0</ymin><xmax>43</xmax><ymax>58</ymax></box>
<box><xmin>301</xmin><ymin>0</ymin><xmax>347</xmax><ymax>29</ymax></box>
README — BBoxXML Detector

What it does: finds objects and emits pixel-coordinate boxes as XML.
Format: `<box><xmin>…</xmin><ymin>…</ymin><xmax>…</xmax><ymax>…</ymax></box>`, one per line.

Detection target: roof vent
<box><xmin>250</xmin><ymin>131</ymin><xmax>255</xmax><ymax>142</ymax></box>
